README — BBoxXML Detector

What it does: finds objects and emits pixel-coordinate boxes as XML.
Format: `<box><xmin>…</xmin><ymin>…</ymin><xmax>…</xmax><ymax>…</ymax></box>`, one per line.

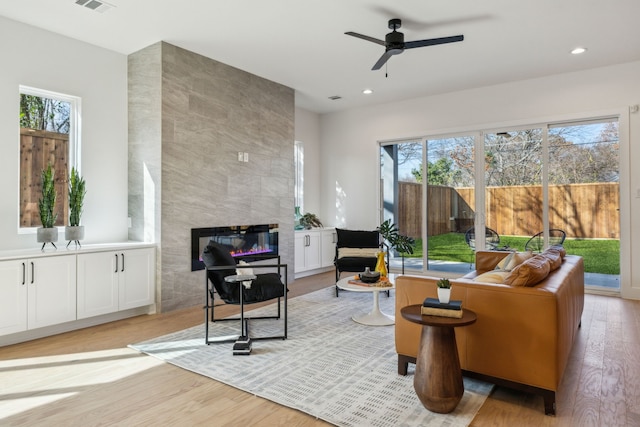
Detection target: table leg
<box><xmin>351</xmin><ymin>290</ymin><xmax>395</xmax><ymax>326</ymax></box>
<box><xmin>414</xmin><ymin>324</ymin><xmax>464</xmax><ymax>413</ymax></box>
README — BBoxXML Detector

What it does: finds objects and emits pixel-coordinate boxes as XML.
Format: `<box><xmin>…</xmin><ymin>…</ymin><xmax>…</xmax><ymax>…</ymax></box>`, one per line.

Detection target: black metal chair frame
<box><xmin>204</xmin><ymin>260</ymin><xmax>287</xmax><ymax>345</ymax></box>
<box><xmin>525</xmin><ymin>229</ymin><xmax>567</xmax><ymax>253</ymax></box>
<box><xmin>464</xmin><ymin>226</ymin><xmax>501</xmax><ymax>251</ymax></box>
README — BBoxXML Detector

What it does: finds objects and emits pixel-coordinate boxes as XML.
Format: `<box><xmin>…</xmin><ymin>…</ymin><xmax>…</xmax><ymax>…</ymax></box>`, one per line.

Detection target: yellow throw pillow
<box><xmin>473</xmin><ymin>271</ymin><xmax>510</xmax><ymax>284</ymax></box>
<box><xmin>504</xmin><ymin>255</ymin><xmax>551</xmax><ymax>287</ymax></box>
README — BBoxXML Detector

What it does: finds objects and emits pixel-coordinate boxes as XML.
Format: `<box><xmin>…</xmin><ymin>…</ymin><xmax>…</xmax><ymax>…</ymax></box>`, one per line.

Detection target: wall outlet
<box><xmin>238</xmin><ymin>152</ymin><xmax>244</xmax><ymax>162</ymax></box>
<box><xmin>243</xmin><ymin>152</ymin><xmax>249</xmax><ymax>162</ymax></box>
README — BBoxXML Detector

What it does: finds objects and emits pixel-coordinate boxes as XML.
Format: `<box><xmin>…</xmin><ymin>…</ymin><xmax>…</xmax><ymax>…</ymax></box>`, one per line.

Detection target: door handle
<box><xmin>115</xmin><ymin>254</ymin><xmax>119</xmax><ymax>273</ymax></box>
<box><xmin>31</xmin><ymin>262</ymin><xmax>34</xmax><ymax>284</ymax></box>
<box><xmin>121</xmin><ymin>253</ymin><xmax>125</xmax><ymax>272</ymax></box>
<box><xmin>22</xmin><ymin>262</ymin><xmax>25</xmax><ymax>285</ymax></box>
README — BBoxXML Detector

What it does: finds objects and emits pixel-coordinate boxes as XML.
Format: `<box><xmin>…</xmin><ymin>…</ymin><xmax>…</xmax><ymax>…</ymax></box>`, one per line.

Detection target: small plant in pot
<box><xmin>300</xmin><ymin>212</ymin><xmax>323</xmax><ymax>229</ymax></box>
<box><xmin>37</xmin><ymin>164</ymin><xmax>58</xmax><ymax>250</ymax></box>
<box><xmin>65</xmin><ymin>167</ymin><xmax>86</xmax><ymax>248</ymax></box>
<box><xmin>436</xmin><ymin>278</ymin><xmax>452</xmax><ymax>304</ymax></box>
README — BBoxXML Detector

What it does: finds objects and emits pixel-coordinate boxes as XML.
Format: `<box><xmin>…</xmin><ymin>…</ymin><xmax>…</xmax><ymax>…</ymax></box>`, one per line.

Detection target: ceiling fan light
<box><xmin>571</xmin><ymin>47</ymin><xmax>587</xmax><ymax>55</ymax></box>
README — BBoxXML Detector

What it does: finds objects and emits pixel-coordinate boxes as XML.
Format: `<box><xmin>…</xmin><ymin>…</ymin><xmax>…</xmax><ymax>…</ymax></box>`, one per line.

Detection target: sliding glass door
<box><xmin>380</xmin><ymin>117</ymin><xmax>621</xmax><ymax>290</ymax></box>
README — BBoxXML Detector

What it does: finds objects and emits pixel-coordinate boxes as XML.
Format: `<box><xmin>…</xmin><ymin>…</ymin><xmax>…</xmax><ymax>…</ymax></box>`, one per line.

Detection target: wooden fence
<box><xmin>20</xmin><ymin>128</ymin><xmax>69</xmax><ymax>227</ymax></box>
<box><xmin>397</xmin><ymin>182</ymin><xmax>620</xmax><ymax>239</ymax></box>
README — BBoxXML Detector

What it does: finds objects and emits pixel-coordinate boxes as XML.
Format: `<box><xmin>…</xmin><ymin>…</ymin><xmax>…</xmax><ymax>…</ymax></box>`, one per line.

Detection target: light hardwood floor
<box><xmin>0</xmin><ymin>272</ymin><xmax>638</xmax><ymax>426</ymax></box>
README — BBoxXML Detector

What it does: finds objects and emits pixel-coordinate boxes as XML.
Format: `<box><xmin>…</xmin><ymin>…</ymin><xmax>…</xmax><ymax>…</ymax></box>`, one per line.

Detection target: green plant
<box><xmin>378</xmin><ymin>219</ymin><xmax>415</xmax><ymax>274</ymax></box>
<box><xmin>68</xmin><ymin>167</ymin><xmax>86</xmax><ymax>226</ymax></box>
<box><xmin>38</xmin><ymin>164</ymin><xmax>57</xmax><ymax>228</ymax></box>
<box><xmin>300</xmin><ymin>212</ymin><xmax>323</xmax><ymax>229</ymax></box>
<box><xmin>437</xmin><ymin>278</ymin><xmax>451</xmax><ymax>289</ymax></box>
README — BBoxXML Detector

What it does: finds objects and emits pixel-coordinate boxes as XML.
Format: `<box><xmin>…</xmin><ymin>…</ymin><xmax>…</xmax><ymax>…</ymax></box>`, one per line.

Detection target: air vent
<box><xmin>328</xmin><ymin>95</ymin><xmax>342</xmax><ymax>101</ymax></box>
<box><xmin>75</xmin><ymin>0</ymin><xmax>115</xmax><ymax>13</ymax></box>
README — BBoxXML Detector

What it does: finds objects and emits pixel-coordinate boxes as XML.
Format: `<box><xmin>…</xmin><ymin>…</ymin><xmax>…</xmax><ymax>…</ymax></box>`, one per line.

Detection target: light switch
<box><xmin>243</xmin><ymin>152</ymin><xmax>249</xmax><ymax>162</ymax></box>
<box><xmin>238</xmin><ymin>152</ymin><xmax>243</xmax><ymax>162</ymax></box>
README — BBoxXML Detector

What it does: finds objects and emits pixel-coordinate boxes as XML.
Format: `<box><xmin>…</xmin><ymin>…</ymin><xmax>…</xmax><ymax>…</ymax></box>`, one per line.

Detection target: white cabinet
<box><xmin>321</xmin><ymin>229</ymin><xmax>337</xmax><ymax>267</ymax></box>
<box><xmin>118</xmin><ymin>248</ymin><xmax>155</xmax><ymax>310</ymax></box>
<box><xmin>295</xmin><ymin>230</ymin><xmax>321</xmax><ymax>272</ymax></box>
<box><xmin>77</xmin><ymin>248</ymin><xmax>155</xmax><ymax>319</ymax></box>
<box><xmin>0</xmin><ymin>255</ymin><xmax>76</xmax><ymax>335</ymax></box>
<box><xmin>295</xmin><ymin>228</ymin><xmax>336</xmax><ymax>275</ymax></box>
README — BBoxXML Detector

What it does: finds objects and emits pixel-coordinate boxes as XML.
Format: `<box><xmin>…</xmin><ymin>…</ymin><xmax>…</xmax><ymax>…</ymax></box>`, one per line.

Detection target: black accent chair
<box><xmin>525</xmin><ymin>229</ymin><xmax>566</xmax><ymax>253</ymax></box>
<box><xmin>334</xmin><ymin>228</ymin><xmax>388</xmax><ymax>297</ymax></box>
<box><xmin>202</xmin><ymin>241</ymin><xmax>287</xmax><ymax>344</ymax></box>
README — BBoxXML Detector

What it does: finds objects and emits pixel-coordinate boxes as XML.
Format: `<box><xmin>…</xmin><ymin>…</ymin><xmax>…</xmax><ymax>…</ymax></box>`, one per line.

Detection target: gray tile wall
<box><xmin>129</xmin><ymin>42</ymin><xmax>295</xmax><ymax>312</ymax></box>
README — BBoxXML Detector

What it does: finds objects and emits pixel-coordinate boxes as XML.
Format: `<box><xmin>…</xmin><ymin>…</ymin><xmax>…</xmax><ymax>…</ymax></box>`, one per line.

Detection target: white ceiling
<box><xmin>2</xmin><ymin>0</ymin><xmax>640</xmax><ymax>114</ymax></box>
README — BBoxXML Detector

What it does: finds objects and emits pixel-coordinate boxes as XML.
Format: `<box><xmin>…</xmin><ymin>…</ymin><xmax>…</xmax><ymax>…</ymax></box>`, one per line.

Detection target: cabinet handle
<box><xmin>121</xmin><ymin>253</ymin><xmax>125</xmax><ymax>272</ymax></box>
<box><xmin>31</xmin><ymin>262</ymin><xmax>34</xmax><ymax>284</ymax></box>
<box><xmin>22</xmin><ymin>262</ymin><xmax>25</xmax><ymax>285</ymax></box>
<box><xmin>115</xmin><ymin>254</ymin><xmax>119</xmax><ymax>273</ymax></box>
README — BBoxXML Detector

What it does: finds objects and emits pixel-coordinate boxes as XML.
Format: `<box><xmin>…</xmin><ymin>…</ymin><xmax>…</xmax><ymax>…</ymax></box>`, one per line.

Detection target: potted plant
<box><xmin>65</xmin><ymin>167</ymin><xmax>86</xmax><ymax>247</ymax></box>
<box><xmin>378</xmin><ymin>219</ymin><xmax>415</xmax><ymax>274</ymax></box>
<box><xmin>437</xmin><ymin>278</ymin><xmax>452</xmax><ymax>304</ymax></box>
<box><xmin>37</xmin><ymin>164</ymin><xmax>58</xmax><ymax>250</ymax></box>
<box><xmin>300</xmin><ymin>212</ymin><xmax>323</xmax><ymax>229</ymax></box>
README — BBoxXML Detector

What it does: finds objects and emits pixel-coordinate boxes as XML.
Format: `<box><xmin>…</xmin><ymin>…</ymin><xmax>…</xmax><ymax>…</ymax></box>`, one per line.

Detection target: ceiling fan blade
<box><xmin>404</xmin><ymin>35</ymin><xmax>464</xmax><ymax>49</ymax></box>
<box><xmin>372</xmin><ymin>50</ymin><xmax>395</xmax><ymax>70</ymax></box>
<box><xmin>345</xmin><ymin>31</ymin><xmax>386</xmax><ymax>46</ymax></box>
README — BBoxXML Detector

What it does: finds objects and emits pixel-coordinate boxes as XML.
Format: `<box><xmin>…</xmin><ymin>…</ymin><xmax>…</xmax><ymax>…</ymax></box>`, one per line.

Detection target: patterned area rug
<box><xmin>129</xmin><ymin>286</ymin><xmax>492</xmax><ymax>427</ymax></box>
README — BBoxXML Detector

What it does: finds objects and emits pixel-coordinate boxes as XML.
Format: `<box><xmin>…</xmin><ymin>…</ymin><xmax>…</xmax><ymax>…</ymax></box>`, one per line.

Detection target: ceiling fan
<box><xmin>345</xmin><ymin>18</ymin><xmax>464</xmax><ymax>70</ymax></box>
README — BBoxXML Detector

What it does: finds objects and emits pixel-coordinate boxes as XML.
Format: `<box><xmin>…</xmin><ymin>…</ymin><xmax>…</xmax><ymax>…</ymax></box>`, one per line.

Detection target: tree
<box><xmin>20</xmin><ymin>94</ymin><xmax>70</xmax><ymax>134</ymax></box>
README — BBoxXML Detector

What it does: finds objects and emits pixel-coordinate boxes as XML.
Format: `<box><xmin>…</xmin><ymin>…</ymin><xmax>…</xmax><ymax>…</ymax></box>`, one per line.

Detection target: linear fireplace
<box><xmin>191</xmin><ymin>224</ymin><xmax>279</xmax><ymax>271</ymax></box>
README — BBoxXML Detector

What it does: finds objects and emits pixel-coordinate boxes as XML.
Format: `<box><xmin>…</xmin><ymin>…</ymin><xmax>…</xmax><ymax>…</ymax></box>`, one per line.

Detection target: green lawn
<box><xmin>405</xmin><ymin>233</ymin><xmax>619</xmax><ymax>275</ymax></box>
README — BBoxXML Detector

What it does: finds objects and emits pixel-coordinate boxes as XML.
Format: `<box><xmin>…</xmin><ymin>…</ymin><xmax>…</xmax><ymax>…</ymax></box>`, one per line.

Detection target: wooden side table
<box><xmin>400</xmin><ymin>304</ymin><xmax>477</xmax><ymax>413</ymax></box>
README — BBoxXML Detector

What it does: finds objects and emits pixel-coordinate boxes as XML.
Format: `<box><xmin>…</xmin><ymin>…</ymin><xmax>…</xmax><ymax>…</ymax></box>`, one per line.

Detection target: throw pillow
<box><xmin>494</xmin><ymin>251</ymin><xmax>533</xmax><ymax>271</ymax></box>
<box><xmin>541</xmin><ymin>248</ymin><xmax>563</xmax><ymax>271</ymax></box>
<box><xmin>549</xmin><ymin>245</ymin><xmax>566</xmax><ymax>258</ymax></box>
<box><xmin>473</xmin><ymin>271</ymin><xmax>510</xmax><ymax>283</ymax></box>
<box><xmin>504</xmin><ymin>254</ymin><xmax>551</xmax><ymax>287</ymax></box>
<box><xmin>338</xmin><ymin>247</ymin><xmax>379</xmax><ymax>259</ymax></box>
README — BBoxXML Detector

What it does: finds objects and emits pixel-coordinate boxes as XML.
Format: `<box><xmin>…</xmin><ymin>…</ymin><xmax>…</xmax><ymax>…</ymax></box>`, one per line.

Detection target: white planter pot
<box><xmin>65</xmin><ymin>226</ymin><xmax>85</xmax><ymax>247</ymax></box>
<box><xmin>437</xmin><ymin>287</ymin><xmax>452</xmax><ymax>304</ymax></box>
<box><xmin>37</xmin><ymin>227</ymin><xmax>58</xmax><ymax>250</ymax></box>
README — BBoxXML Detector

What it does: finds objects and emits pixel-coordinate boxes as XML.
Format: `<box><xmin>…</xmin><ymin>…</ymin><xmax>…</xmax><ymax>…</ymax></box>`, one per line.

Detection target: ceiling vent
<box><xmin>328</xmin><ymin>95</ymin><xmax>342</xmax><ymax>101</ymax></box>
<box><xmin>75</xmin><ymin>0</ymin><xmax>115</xmax><ymax>13</ymax></box>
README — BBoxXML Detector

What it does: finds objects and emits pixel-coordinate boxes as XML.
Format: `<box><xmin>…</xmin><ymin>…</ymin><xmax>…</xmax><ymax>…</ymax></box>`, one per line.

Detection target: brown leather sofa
<box><xmin>395</xmin><ymin>250</ymin><xmax>584</xmax><ymax>415</ymax></box>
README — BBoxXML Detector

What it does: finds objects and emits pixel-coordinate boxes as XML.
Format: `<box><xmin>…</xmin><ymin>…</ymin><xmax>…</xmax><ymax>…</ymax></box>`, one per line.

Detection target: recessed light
<box><xmin>571</xmin><ymin>47</ymin><xmax>587</xmax><ymax>55</ymax></box>
<box><xmin>362</xmin><ymin>89</ymin><xmax>373</xmax><ymax>95</ymax></box>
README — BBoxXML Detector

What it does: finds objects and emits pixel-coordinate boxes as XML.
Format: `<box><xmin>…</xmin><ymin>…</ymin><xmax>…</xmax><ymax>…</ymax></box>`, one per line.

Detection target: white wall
<box><xmin>319</xmin><ymin>60</ymin><xmax>640</xmax><ymax>298</ymax></box>
<box><xmin>0</xmin><ymin>17</ymin><xmax>128</xmax><ymax>250</ymax></box>
<box><xmin>294</xmin><ymin>107</ymin><xmax>322</xmax><ymax>218</ymax></box>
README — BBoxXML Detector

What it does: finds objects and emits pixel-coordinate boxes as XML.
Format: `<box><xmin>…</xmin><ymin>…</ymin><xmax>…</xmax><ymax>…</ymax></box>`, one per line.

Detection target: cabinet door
<box><xmin>28</xmin><ymin>255</ymin><xmax>77</xmax><ymax>329</ymax></box>
<box><xmin>119</xmin><ymin>248</ymin><xmax>156</xmax><ymax>310</ymax></box>
<box><xmin>77</xmin><ymin>252</ymin><xmax>119</xmax><ymax>319</ymax></box>
<box><xmin>321</xmin><ymin>229</ymin><xmax>337</xmax><ymax>268</ymax></box>
<box><xmin>294</xmin><ymin>233</ymin><xmax>307</xmax><ymax>272</ymax></box>
<box><xmin>305</xmin><ymin>231</ymin><xmax>322</xmax><ymax>270</ymax></box>
<box><xmin>0</xmin><ymin>259</ymin><xmax>28</xmax><ymax>335</ymax></box>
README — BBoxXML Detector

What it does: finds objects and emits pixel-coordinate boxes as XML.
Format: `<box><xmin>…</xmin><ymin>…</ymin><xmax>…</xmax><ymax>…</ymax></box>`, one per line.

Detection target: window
<box><xmin>19</xmin><ymin>86</ymin><xmax>80</xmax><ymax>229</ymax></box>
<box><xmin>294</xmin><ymin>141</ymin><xmax>304</xmax><ymax>211</ymax></box>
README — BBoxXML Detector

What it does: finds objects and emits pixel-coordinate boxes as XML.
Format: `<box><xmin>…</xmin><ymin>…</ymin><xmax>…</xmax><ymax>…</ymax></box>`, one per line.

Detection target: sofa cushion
<box><xmin>495</xmin><ymin>251</ymin><xmax>534</xmax><ymax>271</ymax></box>
<box><xmin>473</xmin><ymin>270</ymin><xmax>510</xmax><ymax>283</ymax></box>
<box><xmin>504</xmin><ymin>254</ymin><xmax>551</xmax><ymax>287</ymax></box>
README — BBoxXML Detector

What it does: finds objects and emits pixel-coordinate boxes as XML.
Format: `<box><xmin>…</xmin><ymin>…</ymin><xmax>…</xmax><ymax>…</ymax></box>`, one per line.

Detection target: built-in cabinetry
<box><xmin>0</xmin><ymin>255</ymin><xmax>76</xmax><ymax>336</ymax></box>
<box><xmin>0</xmin><ymin>243</ymin><xmax>156</xmax><ymax>346</ymax></box>
<box><xmin>295</xmin><ymin>228</ymin><xmax>336</xmax><ymax>278</ymax></box>
<box><xmin>77</xmin><ymin>248</ymin><xmax>155</xmax><ymax>319</ymax></box>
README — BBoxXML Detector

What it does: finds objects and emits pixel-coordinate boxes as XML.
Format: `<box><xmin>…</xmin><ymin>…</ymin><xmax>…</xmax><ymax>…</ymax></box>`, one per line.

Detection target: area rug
<box><xmin>129</xmin><ymin>286</ymin><xmax>493</xmax><ymax>427</ymax></box>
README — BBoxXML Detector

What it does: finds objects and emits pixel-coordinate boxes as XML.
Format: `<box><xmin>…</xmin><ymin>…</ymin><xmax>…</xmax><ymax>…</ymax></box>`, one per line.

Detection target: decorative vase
<box><xmin>65</xmin><ymin>225</ymin><xmax>85</xmax><ymax>248</ymax></box>
<box><xmin>294</xmin><ymin>206</ymin><xmax>304</xmax><ymax>230</ymax></box>
<box><xmin>37</xmin><ymin>227</ymin><xmax>58</xmax><ymax>250</ymax></box>
<box><xmin>438</xmin><ymin>287</ymin><xmax>452</xmax><ymax>304</ymax></box>
<box><xmin>375</xmin><ymin>251</ymin><xmax>387</xmax><ymax>277</ymax></box>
